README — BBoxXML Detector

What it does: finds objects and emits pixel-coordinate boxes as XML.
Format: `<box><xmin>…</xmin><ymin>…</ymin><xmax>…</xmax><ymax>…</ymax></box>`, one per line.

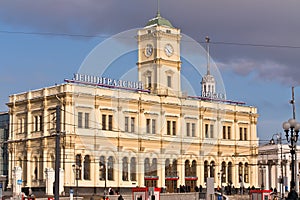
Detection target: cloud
<box><xmin>1</xmin><ymin>0</ymin><xmax>300</xmax><ymax>86</ymax></box>
<box><xmin>218</xmin><ymin>58</ymin><xmax>299</xmax><ymax>86</ymax></box>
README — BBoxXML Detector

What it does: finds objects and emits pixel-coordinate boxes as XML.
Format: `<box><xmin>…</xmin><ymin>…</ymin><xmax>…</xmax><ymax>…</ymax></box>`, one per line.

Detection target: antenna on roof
<box><xmin>205</xmin><ymin>36</ymin><xmax>211</xmax><ymax>75</ymax></box>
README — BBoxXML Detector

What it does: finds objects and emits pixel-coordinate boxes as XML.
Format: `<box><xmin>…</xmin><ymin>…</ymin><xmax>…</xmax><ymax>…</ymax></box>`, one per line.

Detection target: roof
<box><xmin>145</xmin><ymin>12</ymin><xmax>174</xmax><ymax>28</ymax></box>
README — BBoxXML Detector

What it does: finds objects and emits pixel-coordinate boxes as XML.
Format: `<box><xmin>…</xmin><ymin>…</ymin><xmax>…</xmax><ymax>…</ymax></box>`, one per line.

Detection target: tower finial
<box><xmin>205</xmin><ymin>36</ymin><xmax>211</xmax><ymax>75</ymax></box>
<box><xmin>156</xmin><ymin>0</ymin><xmax>161</xmax><ymax>17</ymax></box>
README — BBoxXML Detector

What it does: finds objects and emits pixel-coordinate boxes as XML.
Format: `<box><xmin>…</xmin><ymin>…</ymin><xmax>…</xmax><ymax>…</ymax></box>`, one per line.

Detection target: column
<box><xmin>12</xmin><ymin>166</ymin><xmax>22</xmax><ymax>197</ymax></box>
<box><xmin>45</xmin><ymin>168</ymin><xmax>55</xmax><ymax>195</ymax></box>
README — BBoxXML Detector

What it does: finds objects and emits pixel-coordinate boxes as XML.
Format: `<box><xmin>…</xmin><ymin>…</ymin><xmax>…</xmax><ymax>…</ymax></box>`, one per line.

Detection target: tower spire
<box><xmin>156</xmin><ymin>0</ymin><xmax>161</xmax><ymax>17</ymax></box>
<box><xmin>205</xmin><ymin>36</ymin><xmax>210</xmax><ymax>75</ymax></box>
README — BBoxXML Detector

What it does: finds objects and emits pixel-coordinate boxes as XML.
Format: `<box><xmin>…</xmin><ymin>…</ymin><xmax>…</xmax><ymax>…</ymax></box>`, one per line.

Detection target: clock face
<box><xmin>164</xmin><ymin>44</ymin><xmax>174</xmax><ymax>56</ymax></box>
<box><xmin>145</xmin><ymin>44</ymin><xmax>153</xmax><ymax>57</ymax></box>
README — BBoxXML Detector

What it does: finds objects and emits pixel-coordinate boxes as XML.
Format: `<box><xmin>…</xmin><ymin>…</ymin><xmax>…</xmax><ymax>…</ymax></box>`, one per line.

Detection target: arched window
<box><xmin>172</xmin><ymin>159</ymin><xmax>177</xmax><ymax>177</ymax></box>
<box><xmin>130</xmin><ymin>157</ymin><xmax>136</xmax><ymax>181</ymax></box>
<box><xmin>204</xmin><ymin>160</ymin><xmax>208</xmax><ymax>182</ymax></box>
<box><xmin>122</xmin><ymin>157</ymin><xmax>128</xmax><ymax>181</ymax></box>
<box><xmin>185</xmin><ymin>160</ymin><xmax>191</xmax><ymax>177</ymax></box>
<box><xmin>76</xmin><ymin>154</ymin><xmax>82</xmax><ymax>179</ymax></box>
<box><xmin>151</xmin><ymin>158</ymin><xmax>157</xmax><ymax>176</ymax></box>
<box><xmin>165</xmin><ymin>159</ymin><xmax>171</xmax><ymax>177</ymax></box>
<box><xmin>210</xmin><ymin>161</ymin><xmax>215</xmax><ymax>178</ymax></box>
<box><xmin>191</xmin><ymin>160</ymin><xmax>197</xmax><ymax>177</ymax></box>
<box><xmin>39</xmin><ymin>154</ymin><xmax>43</xmax><ymax>180</ymax></box>
<box><xmin>144</xmin><ymin>158</ymin><xmax>150</xmax><ymax>176</ymax></box>
<box><xmin>33</xmin><ymin>156</ymin><xmax>38</xmax><ymax>180</ymax></box>
<box><xmin>99</xmin><ymin>156</ymin><xmax>106</xmax><ymax>180</ymax></box>
<box><xmin>108</xmin><ymin>156</ymin><xmax>114</xmax><ymax>180</ymax></box>
<box><xmin>50</xmin><ymin>154</ymin><xmax>55</xmax><ymax>169</ymax></box>
<box><xmin>221</xmin><ymin>161</ymin><xmax>226</xmax><ymax>183</ymax></box>
<box><xmin>244</xmin><ymin>163</ymin><xmax>249</xmax><ymax>183</ymax></box>
<box><xmin>238</xmin><ymin>162</ymin><xmax>243</xmax><ymax>182</ymax></box>
<box><xmin>228</xmin><ymin>162</ymin><xmax>232</xmax><ymax>183</ymax></box>
<box><xmin>84</xmin><ymin>155</ymin><xmax>90</xmax><ymax>180</ymax></box>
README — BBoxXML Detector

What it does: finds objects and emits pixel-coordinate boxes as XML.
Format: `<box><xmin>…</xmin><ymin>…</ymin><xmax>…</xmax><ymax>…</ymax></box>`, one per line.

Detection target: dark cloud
<box><xmin>1</xmin><ymin>0</ymin><xmax>300</xmax><ymax>85</ymax></box>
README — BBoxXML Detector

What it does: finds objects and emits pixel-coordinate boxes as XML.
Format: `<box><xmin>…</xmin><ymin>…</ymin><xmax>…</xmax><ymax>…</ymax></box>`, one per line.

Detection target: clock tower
<box><xmin>137</xmin><ymin>11</ymin><xmax>181</xmax><ymax>96</ymax></box>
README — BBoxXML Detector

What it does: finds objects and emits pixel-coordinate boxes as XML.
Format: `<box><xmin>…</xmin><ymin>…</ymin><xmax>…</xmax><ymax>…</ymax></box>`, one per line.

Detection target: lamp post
<box><xmin>259</xmin><ymin>164</ymin><xmax>266</xmax><ymax>190</ymax></box>
<box><xmin>100</xmin><ymin>164</ymin><xmax>107</xmax><ymax>198</ymax></box>
<box><xmin>282</xmin><ymin>118</ymin><xmax>300</xmax><ymax>199</ymax></box>
<box><xmin>270</xmin><ymin>133</ymin><xmax>284</xmax><ymax>199</ymax></box>
<box><xmin>72</xmin><ymin>164</ymin><xmax>82</xmax><ymax>200</ymax></box>
<box><xmin>218</xmin><ymin>170</ymin><xmax>223</xmax><ymax>198</ymax></box>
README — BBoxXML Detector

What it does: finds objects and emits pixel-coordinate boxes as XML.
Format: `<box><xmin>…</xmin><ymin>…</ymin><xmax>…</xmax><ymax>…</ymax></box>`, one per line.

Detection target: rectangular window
<box><xmin>167</xmin><ymin>76</ymin><xmax>172</xmax><ymax>87</ymax></box>
<box><xmin>18</xmin><ymin>119</ymin><xmax>22</xmax><ymax>133</ymax></box>
<box><xmin>228</xmin><ymin>126</ymin><xmax>231</xmax><ymax>139</ymax></box>
<box><xmin>210</xmin><ymin>124</ymin><xmax>214</xmax><ymax>138</ymax></box>
<box><xmin>152</xmin><ymin>119</ymin><xmax>156</xmax><ymax>134</ymax></box>
<box><xmin>34</xmin><ymin>116</ymin><xmax>39</xmax><ymax>131</ymax></box>
<box><xmin>205</xmin><ymin>124</ymin><xmax>209</xmax><ymax>138</ymax></box>
<box><xmin>131</xmin><ymin>117</ymin><xmax>135</xmax><ymax>133</ymax></box>
<box><xmin>146</xmin><ymin>119</ymin><xmax>151</xmax><ymax>133</ymax></box>
<box><xmin>84</xmin><ymin>113</ymin><xmax>89</xmax><ymax>129</ymax></box>
<box><xmin>78</xmin><ymin>112</ymin><xmax>83</xmax><ymax>128</ymax></box>
<box><xmin>102</xmin><ymin>114</ymin><xmax>106</xmax><ymax>130</ymax></box>
<box><xmin>244</xmin><ymin>128</ymin><xmax>247</xmax><ymax>141</ymax></box>
<box><xmin>172</xmin><ymin>121</ymin><xmax>176</xmax><ymax>135</ymax></box>
<box><xmin>108</xmin><ymin>115</ymin><xmax>113</xmax><ymax>131</ymax></box>
<box><xmin>186</xmin><ymin>123</ymin><xmax>190</xmax><ymax>136</ymax></box>
<box><xmin>125</xmin><ymin>117</ymin><xmax>129</xmax><ymax>132</ymax></box>
<box><xmin>239</xmin><ymin>127</ymin><xmax>243</xmax><ymax>140</ymax></box>
<box><xmin>167</xmin><ymin>121</ymin><xmax>171</xmax><ymax>135</ymax></box>
<box><xmin>39</xmin><ymin>115</ymin><xmax>43</xmax><ymax>131</ymax></box>
<box><xmin>192</xmin><ymin>123</ymin><xmax>195</xmax><ymax>137</ymax></box>
<box><xmin>223</xmin><ymin>126</ymin><xmax>226</xmax><ymax>139</ymax></box>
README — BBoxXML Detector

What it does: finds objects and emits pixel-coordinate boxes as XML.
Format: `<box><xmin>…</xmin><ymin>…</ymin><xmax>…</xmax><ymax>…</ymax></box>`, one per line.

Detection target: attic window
<box><xmin>166</xmin><ymin>30</ymin><xmax>171</xmax><ymax>34</ymax></box>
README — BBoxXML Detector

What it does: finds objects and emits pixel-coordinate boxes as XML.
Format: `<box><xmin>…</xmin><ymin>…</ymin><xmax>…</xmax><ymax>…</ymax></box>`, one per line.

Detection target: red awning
<box><xmin>185</xmin><ymin>177</ymin><xmax>198</xmax><ymax>181</ymax></box>
<box><xmin>165</xmin><ymin>177</ymin><xmax>179</xmax><ymax>181</ymax></box>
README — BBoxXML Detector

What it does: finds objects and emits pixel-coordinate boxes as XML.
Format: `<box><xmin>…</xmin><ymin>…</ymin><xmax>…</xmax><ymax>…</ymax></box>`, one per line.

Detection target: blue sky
<box><xmin>1</xmin><ymin>0</ymin><xmax>300</xmax><ymax>142</ymax></box>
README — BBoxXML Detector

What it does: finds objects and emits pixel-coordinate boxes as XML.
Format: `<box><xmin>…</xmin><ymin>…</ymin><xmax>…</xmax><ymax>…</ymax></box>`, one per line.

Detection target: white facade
<box><xmin>258</xmin><ymin>142</ymin><xmax>300</xmax><ymax>196</ymax></box>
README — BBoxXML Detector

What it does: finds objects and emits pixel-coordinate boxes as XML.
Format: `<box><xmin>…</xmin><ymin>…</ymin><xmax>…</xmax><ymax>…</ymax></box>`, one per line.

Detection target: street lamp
<box><xmin>282</xmin><ymin>118</ymin><xmax>300</xmax><ymax>199</ymax></box>
<box><xmin>259</xmin><ymin>163</ymin><xmax>266</xmax><ymax>190</ymax></box>
<box><xmin>218</xmin><ymin>170</ymin><xmax>223</xmax><ymax>198</ymax></box>
<box><xmin>99</xmin><ymin>164</ymin><xmax>107</xmax><ymax>198</ymax></box>
<box><xmin>72</xmin><ymin>164</ymin><xmax>82</xmax><ymax>200</ymax></box>
<box><xmin>270</xmin><ymin>133</ymin><xmax>284</xmax><ymax>199</ymax></box>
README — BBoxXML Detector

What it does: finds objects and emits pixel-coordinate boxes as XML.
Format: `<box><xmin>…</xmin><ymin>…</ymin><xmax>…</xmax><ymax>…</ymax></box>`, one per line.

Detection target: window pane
<box><xmin>240</xmin><ymin>128</ymin><xmax>243</xmax><ymax>140</ymax></box>
<box><xmin>125</xmin><ymin>117</ymin><xmax>129</xmax><ymax>132</ymax></box>
<box><xmin>223</xmin><ymin>126</ymin><xmax>226</xmax><ymax>139</ymax></box>
<box><xmin>205</xmin><ymin>124</ymin><xmax>208</xmax><ymax>138</ymax></box>
<box><xmin>78</xmin><ymin>112</ymin><xmax>83</xmax><ymax>128</ymax></box>
<box><xmin>102</xmin><ymin>114</ymin><xmax>106</xmax><ymax>130</ymax></box>
<box><xmin>84</xmin><ymin>155</ymin><xmax>90</xmax><ymax>180</ymax></box>
<box><xmin>167</xmin><ymin>75</ymin><xmax>172</xmax><ymax>87</ymax></box>
<box><xmin>192</xmin><ymin>123</ymin><xmax>195</xmax><ymax>137</ymax></box>
<box><xmin>167</xmin><ymin>121</ymin><xmax>171</xmax><ymax>135</ymax></box>
<box><xmin>210</xmin><ymin>124</ymin><xmax>214</xmax><ymax>138</ymax></box>
<box><xmin>244</xmin><ymin>128</ymin><xmax>247</xmax><ymax>140</ymax></box>
<box><xmin>186</xmin><ymin>123</ymin><xmax>190</xmax><ymax>136</ymax></box>
<box><xmin>84</xmin><ymin>113</ymin><xmax>89</xmax><ymax>129</ymax></box>
<box><xmin>131</xmin><ymin>117</ymin><xmax>135</xmax><ymax>133</ymax></box>
<box><xmin>228</xmin><ymin>126</ymin><xmax>231</xmax><ymax>139</ymax></box>
<box><xmin>146</xmin><ymin>119</ymin><xmax>150</xmax><ymax>133</ymax></box>
<box><xmin>172</xmin><ymin>121</ymin><xmax>176</xmax><ymax>135</ymax></box>
<box><xmin>108</xmin><ymin>115</ymin><xmax>113</xmax><ymax>131</ymax></box>
<box><xmin>152</xmin><ymin>119</ymin><xmax>156</xmax><ymax>134</ymax></box>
